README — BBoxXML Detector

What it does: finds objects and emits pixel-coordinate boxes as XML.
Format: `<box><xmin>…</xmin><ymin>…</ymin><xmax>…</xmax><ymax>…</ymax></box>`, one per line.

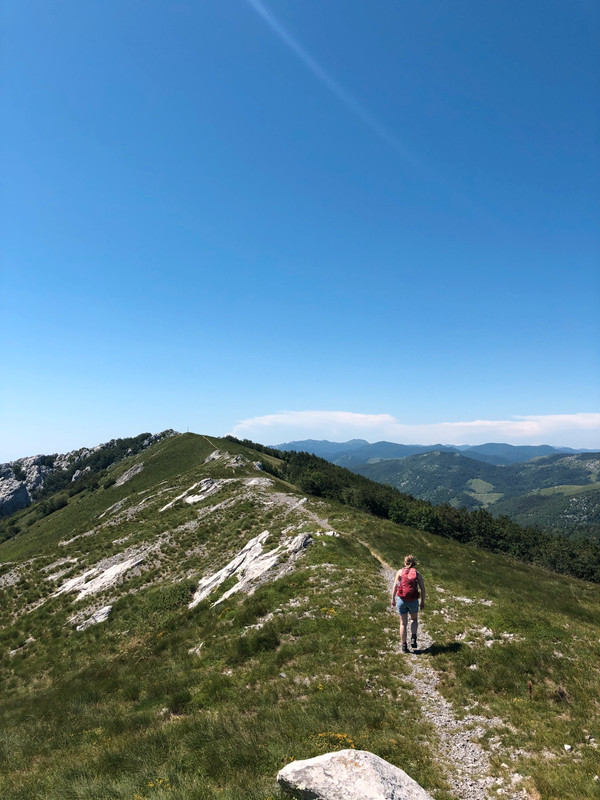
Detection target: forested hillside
<box><xmin>351</xmin><ymin>451</ymin><xmax>600</xmax><ymax>543</ymax></box>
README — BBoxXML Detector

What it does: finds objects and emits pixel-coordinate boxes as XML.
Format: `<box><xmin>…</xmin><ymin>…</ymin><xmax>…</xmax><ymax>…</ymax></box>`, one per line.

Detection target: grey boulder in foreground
<box><xmin>277</xmin><ymin>749</ymin><xmax>434</xmax><ymax>800</ymax></box>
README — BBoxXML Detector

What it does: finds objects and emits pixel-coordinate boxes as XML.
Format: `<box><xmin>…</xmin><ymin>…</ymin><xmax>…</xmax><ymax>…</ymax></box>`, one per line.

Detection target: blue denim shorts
<box><xmin>396</xmin><ymin>596</ymin><xmax>419</xmax><ymax>615</ymax></box>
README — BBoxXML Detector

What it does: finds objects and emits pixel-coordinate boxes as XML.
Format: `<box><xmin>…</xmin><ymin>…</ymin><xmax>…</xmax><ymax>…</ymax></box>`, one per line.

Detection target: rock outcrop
<box><xmin>0</xmin><ymin>430</ymin><xmax>178</xmax><ymax>518</ymax></box>
<box><xmin>0</xmin><ymin>455</ymin><xmax>56</xmax><ymax>517</ymax></box>
<box><xmin>277</xmin><ymin>750</ymin><xmax>434</xmax><ymax>800</ymax></box>
<box><xmin>53</xmin><ymin>549</ymin><xmax>150</xmax><ymax>601</ymax></box>
<box><xmin>75</xmin><ymin>605</ymin><xmax>112</xmax><ymax>631</ymax></box>
<box><xmin>114</xmin><ymin>463</ymin><xmax>145</xmax><ymax>486</ymax></box>
<box><xmin>189</xmin><ymin>530</ymin><xmax>312</xmax><ymax>608</ymax></box>
<box><xmin>0</xmin><ymin>473</ymin><xmax>30</xmax><ymax>517</ymax></box>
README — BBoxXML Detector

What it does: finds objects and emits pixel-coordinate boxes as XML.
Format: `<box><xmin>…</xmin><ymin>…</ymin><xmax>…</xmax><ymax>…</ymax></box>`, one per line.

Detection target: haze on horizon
<box><xmin>1</xmin><ymin>1</ymin><xmax>598</xmax><ymax>462</ymax></box>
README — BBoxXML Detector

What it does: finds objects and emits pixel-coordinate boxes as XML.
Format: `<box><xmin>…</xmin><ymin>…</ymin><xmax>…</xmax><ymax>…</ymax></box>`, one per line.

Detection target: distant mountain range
<box><xmin>273</xmin><ymin>439</ymin><xmax>588</xmax><ymax>467</ymax></box>
<box><xmin>273</xmin><ymin>440</ymin><xmax>600</xmax><ymax>540</ymax></box>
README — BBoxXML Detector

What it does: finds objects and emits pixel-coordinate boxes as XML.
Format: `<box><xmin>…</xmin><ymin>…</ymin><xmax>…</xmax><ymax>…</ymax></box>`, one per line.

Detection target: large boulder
<box><xmin>277</xmin><ymin>749</ymin><xmax>434</xmax><ymax>800</ymax></box>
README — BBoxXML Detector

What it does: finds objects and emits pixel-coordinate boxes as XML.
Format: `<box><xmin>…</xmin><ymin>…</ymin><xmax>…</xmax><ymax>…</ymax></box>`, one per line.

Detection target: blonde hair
<box><xmin>404</xmin><ymin>554</ymin><xmax>416</xmax><ymax>568</ymax></box>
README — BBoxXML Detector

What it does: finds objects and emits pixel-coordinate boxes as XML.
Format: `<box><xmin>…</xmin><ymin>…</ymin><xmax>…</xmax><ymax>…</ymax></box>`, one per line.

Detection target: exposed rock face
<box><xmin>19</xmin><ymin>456</ymin><xmax>54</xmax><ymax>493</ymax></box>
<box><xmin>72</xmin><ymin>466</ymin><xmax>92</xmax><ymax>482</ymax></box>
<box><xmin>189</xmin><ymin>530</ymin><xmax>312</xmax><ymax>608</ymax></box>
<box><xmin>9</xmin><ymin>637</ymin><xmax>35</xmax><ymax>658</ymax></box>
<box><xmin>114</xmin><ymin>463</ymin><xmax>144</xmax><ymax>486</ymax></box>
<box><xmin>0</xmin><ymin>430</ymin><xmax>178</xmax><ymax>518</ymax></box>
<box><xmin>53</xmin><ymin>548</ymin><xmax>151</xmax><ymax>601</ymax></box>
<box><xmin>0</xmin><ymin>455</ymin><xmax>55</xmax><ymax>517</ymax></box>
<box><xmin>277</xmin><ymin>750</ymin><xmax>434</xmax><ymax>800</ymax></box>
<box><xmin>159</xmin><ymin>478</ymin><xmax>236</xmax><ymax>512</ymax></box>
<box><xmin>0</xmin><ymin>474</ymin><xmax>30</xmax><ymax>517</ymax></box>
<box><xmin>143</xmin><ymin>430</ymin><xmax>177</xmax><ymax>448</ymax></box>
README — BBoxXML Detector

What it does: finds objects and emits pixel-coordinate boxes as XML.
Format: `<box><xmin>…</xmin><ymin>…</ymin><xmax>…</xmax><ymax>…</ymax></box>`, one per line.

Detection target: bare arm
<box><xmin>418</xmin><ymin>572</ymin><xmax>426</xmax><ymax>609</ymax></box>
<box><xmin>391</xmin><ymin>570</ymin><xmax>402</xmax><ymax>606</ymax></box>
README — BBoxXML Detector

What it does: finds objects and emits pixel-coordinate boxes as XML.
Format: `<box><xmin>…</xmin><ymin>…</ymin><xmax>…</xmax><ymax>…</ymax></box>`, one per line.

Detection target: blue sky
<box><xmin>1</xmin><ymin>0</ymin><xmax>599</xmax><ymax>461</ymax></box>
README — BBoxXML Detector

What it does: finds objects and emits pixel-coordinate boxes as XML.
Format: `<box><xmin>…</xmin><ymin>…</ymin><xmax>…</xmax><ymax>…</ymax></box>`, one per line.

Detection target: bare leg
<box><xmin>410</xmin><ymin>612</ymin><xmax>418</xmax><ymax>639</ymax></box>
<box><xmin>399</xmin><ymin>613</ymin><xmax>408</xmax><ymax>644</ymax></box>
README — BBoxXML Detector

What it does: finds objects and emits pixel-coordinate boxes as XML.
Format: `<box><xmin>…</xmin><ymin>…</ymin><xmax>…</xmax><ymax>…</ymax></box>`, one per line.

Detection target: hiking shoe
<box><xmin>411</xmin><ymin>635</ymin><xmax>417</xmax><ymax>650</ymax></box>
<box><xmin>401</xmin><ymin>643</ymin><xmax>409</xmax><ymax>653</ymax></box>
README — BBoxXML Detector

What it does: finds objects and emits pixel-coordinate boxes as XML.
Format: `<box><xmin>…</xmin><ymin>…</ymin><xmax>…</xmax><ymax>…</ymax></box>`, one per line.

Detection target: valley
<box><xmin>274</xmin><ymin>441</ymin><xmax>600</xmax><ymax>542</ymax></box>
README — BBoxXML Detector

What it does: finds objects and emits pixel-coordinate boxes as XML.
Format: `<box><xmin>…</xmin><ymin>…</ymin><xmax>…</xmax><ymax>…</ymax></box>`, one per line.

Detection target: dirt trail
<box><xmin>246</xmin><ymin>488</ymin><xmax>527</xmax><ymax>799</ymax></box>
<box><xmin>366</xmin><ymin>543</ymin><xmax>526</xmax><ymax>800</ymax></box>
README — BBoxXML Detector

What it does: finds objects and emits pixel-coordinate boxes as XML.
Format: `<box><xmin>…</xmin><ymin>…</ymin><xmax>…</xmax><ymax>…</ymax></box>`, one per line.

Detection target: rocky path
<box><xmin>375</xmin><ymin>551</ymin><xmax>526</xmax><ymax>800</ymax></box>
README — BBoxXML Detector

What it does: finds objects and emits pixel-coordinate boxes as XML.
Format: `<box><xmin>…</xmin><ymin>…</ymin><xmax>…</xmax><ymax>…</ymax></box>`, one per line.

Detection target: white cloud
<box><xmin>230</xmin><ymin>411</ymin><xmax>600</xmax><ymax>449</ymax></box>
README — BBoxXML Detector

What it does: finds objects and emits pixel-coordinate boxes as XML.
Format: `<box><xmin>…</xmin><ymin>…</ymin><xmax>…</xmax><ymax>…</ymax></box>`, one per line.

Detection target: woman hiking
<box><xmin>391</xmin><ymin>554</ymin><xmax>426</xmax><ymax>652</ymax></box>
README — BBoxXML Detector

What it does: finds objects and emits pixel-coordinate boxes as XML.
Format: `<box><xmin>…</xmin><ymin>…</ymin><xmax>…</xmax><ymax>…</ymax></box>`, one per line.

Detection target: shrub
<box><xmin>12</xmin><ymin>464</ymin><xmax>26</xmax><ymax>482</ymax></box>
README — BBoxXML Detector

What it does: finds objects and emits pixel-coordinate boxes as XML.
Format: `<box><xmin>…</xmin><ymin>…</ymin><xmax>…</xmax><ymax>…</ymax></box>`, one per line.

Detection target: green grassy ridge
<box><xmin>36</xmin><ymin>432</ymin><xmax>162</xmax><ymax>498</ymax></box>
<box><xmin>346</xmin><ymin>514</ymin><xmax>600</xmax><ymax>800</ymax></box>
<box><xmin>227</xmin><ymin>438</ymin><xmax>600</xmax><ymax>583</ymax></box>
<box><xmin>1</xmin><ymin>433</ymin><xmax>180</xmax><ymax>538</ymax></box>
<box><xmin>1</xmin><ymin>433</ymin><xmax>599</xmax><ymax>799</ymax></box>
<box><xmin>0</xmin><ymin>435</ymin><xmax>293</xmax><ymax>640</ymax></box>
<box><xmin>4</xmin><ymin>433</ymin><xmax>599</xmax><ymax>583</ymax></box>
<box><xmin>0</xmin><ymin>434</ymin><xmax>242</xmax><ymax>562</ymax></box>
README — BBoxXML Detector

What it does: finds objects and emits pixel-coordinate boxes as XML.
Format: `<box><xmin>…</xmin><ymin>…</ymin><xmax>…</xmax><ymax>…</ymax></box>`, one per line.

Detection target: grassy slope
<box><xmin>1</xmin><ymin>434</ymin><xmax>599</xmax><ymax>800</ymax></box>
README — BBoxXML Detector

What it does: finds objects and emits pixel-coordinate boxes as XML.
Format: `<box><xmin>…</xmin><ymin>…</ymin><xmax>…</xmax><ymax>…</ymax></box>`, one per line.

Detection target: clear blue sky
<box><xmin>2</xmin><ymin>0</ymin><xmax>599</xmax><ymax>460</ymax></box>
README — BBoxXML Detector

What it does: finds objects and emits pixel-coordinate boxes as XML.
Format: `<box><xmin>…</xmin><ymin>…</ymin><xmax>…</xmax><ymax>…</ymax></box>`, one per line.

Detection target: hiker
<box><xmin>391</xmin><ymin>554</ymin><xmax>426</xmax><ymax>652</ymax></box>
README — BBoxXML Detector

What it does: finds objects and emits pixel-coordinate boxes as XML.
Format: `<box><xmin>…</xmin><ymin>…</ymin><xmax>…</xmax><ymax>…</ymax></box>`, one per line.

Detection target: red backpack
<box><xmin>396</xmin><ymin>568</ymin><xmax>419</xmax><ymax>602</ymax></box>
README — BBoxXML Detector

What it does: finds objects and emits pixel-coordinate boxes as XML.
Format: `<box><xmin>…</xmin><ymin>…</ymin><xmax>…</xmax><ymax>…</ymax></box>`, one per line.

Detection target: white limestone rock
<box><xmin>185</xmin><ymin>478</ymin><xmax>230</xmax><ymax>505</ymax></box>
<box><xmin>0</xmin><ymin>475</ymin><xmax>30</xmax><ymax>517</ymax></box>
<box><xmin>114</xmin><ymin>462</ymin><xmax>144</xmax><ymax>486</ymax></box>
<box><xmin>244</xmin><ymin>477</ymin><xmax>273</xmax><ymax>488</ymax></box>
<box><xmin>277</xmin><ymin>749</ymin><xmax>434</xmax><ymax>800</ymax></box>
<box><xmin>189</xmin><ymin>530</ymin><xmax>312</xmax><ymax>609</ymax></box>
<box><xmin>143</xmin><ymin>430</ymin><xmax>177</xmax><ymax>448</ymax></box>
<box><xmin>76</xmin><ymin>605</ymin><xmax>112</xmax><ymax>631</ymax></box>
<box><xmin>0</xmin><ymin>566</ymin><xmax>22</xmax><ymax>589</ymax></box>
<box><xmin>159</xmin><ymin>478</ymin><xmax>235</xmax><ymax>512</ymax></box>
<box><xmin>9</xmin><ymin>636</ymin><xmax>35</xmax><ymax>658</ymax></box>
<box><xmin>53</xmin><ymin>548</ymin><xmax>150</xmax><ymax>601</ymax></box>
<box><xmin>0</xmin><ymin>453</ymin><xmax>55</xmax><ymax>516</ymax></box>
<box><xmin>71</xmin><ymin>466</ymin><xmax>92</xmax><ymax>482</ymax></box>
